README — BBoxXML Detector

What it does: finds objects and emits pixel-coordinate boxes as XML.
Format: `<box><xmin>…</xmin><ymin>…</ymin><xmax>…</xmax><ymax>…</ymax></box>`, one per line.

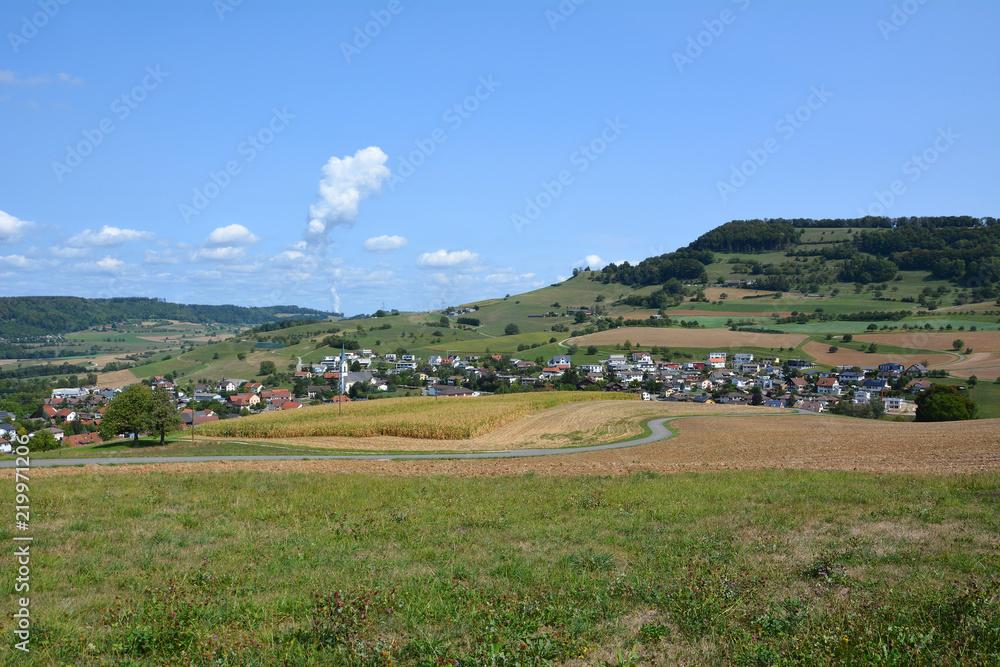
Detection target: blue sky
<box><xmin>1</xmin><ymin>0</ymin><xmax>998</xmax><ymax>315</ymax></box>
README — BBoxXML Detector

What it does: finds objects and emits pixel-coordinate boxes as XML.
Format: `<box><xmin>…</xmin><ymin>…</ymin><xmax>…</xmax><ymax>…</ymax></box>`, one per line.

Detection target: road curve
<box><xmin>2</xmin><ymin>410</ymin><xmax>817</xmax><ymax>469</ymax></box>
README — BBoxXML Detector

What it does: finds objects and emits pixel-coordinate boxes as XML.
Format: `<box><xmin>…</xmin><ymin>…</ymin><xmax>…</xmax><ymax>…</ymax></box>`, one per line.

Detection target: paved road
<box><xmin>1</xmin><ymin>410</ymin><xmax>815</xmax><ymax>469</ymax></box>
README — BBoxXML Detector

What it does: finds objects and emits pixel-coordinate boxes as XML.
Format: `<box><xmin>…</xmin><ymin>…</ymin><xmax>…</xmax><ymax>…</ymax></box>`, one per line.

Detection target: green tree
<box><xmin>915</xmin><ymin>384</ymin><xmax>978</xmax><ymax>422</ymax></box>
<box><xmin>587</xmin><ymin>345</ymin><xmax>598</xmax><ymax>355</ymax></box>
<box><xmin>29</xmin><ymin>430</ymin><xmax>60</xmax><ymax>452</ymax></box>
<box><xmin>842</xmin><ymin>334</ymin><xmax>853</xmax><ymax>343</ymax></box>
<box><xmin>439</xmin><ymin>315</ymin><xmax>450</xmax><ymax>327</ymax></box>
<box><xmin>952</xmin><ymin>339</ymin><xmax>964</xmax><ymax>351</ymax></box>
<box><xmin>504</xmin><ymin>323</ymin><xmax>520</xmax><ymax>336</ymax></box>
<box><xmin>149</xmin><ymin>388</ymin><xmax>181</xmax><ymax>446</ymax></box>
<box><xmin>237</xmin><ymin>352</ymin><xmax>246</xmax><ymax>361</ymax></box>
<box><xmin>100</xmin><ymin>384</ymin><xmax>153</xmax><ymax>444</ymax></box>
<box><xmin>258</xmin><ymin>360</ymin><xmax>276</xmax><ymax>376</ymax></box>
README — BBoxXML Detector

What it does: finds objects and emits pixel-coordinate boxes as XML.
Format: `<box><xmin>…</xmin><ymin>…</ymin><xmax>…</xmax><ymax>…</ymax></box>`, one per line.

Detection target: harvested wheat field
<box><xmin>802</xmin><ymin>341</ymin><xmax>955</xmax><ymax>368</ymax></box>
<box><xmin>571</xmin><ymin>328</ymin><xmax>807</xmax><ymax>349</ymax></box>
<box><xmin>262</xmin><ymin>401</ymin><xmax>784</xmax><ymax>452</ymax></box>
<box><xmin>940</xmin><ymin>352</ymin><xmax>1000</xmax><ymax>380</ymax></box>
<box><xmin>25</xmin><ymin>414</ymin><xmax>1000</xmax><ymax>480</ymax></box>
<box><xmin>95</xmin><ymin>368</ymin><xmax>138</xmax><ymax>388</ymax></box>
<box><xmin>857</xmin><ymin>330</ymin><xmax>1000</xmax><ymax>352</ymax></box>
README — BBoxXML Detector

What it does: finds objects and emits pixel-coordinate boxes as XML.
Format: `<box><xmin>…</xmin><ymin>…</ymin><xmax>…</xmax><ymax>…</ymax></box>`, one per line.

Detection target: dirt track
<box><xmin>22</xmin><ymin>413</ymin><xmax>1000</xmax><ymax>479</ymax></box>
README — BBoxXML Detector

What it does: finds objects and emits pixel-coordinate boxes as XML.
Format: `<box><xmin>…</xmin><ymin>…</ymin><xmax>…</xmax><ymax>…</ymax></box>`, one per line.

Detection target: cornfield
<box><xmin>195</xmin><ymin>392</ymin><xmax>636</xmax><ymax>440</ymax></box>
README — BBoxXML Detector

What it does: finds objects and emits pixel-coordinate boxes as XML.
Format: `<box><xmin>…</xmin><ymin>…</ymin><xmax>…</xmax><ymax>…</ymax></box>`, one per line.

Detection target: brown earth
<box><xmin>572</xmin><ymin>328</ymin><xmax>807</xmax><ymax>350</ymax></box>
<box><xmin>95</xmin><ymin>369</ymin><xmax>138</xmax><ymax>388</ymax></box>
<box><xmin>20</xmin><ymin>413</ymin><xmax>1000</xmax><ymax>479</ymax></box>
<box><xmin>802</xmin><ymin>341</ymin><xmax>956</xmax><ymax>369</ymax></box>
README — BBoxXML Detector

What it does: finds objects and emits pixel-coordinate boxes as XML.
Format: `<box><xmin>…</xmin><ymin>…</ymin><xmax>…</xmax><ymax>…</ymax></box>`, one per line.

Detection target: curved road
<box><xmin>1</xmin><ymin>410</ymin><xmax>815</xmax><ymax>469</ymax></box>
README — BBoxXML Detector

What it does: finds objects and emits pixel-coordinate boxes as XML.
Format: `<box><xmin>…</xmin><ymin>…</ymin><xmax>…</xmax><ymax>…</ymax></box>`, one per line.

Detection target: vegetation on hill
<box><xmin>0</xmin><ymin>296</ymin><xmax>336</xmax><ymax>338</ymax></box>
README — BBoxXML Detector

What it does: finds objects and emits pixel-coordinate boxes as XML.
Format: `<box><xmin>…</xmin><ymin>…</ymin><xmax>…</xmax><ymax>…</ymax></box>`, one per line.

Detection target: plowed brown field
<box><xmin>571</xmin><ymin>329</ymin><xmax>807</xmax><ymax>349</ymax></box>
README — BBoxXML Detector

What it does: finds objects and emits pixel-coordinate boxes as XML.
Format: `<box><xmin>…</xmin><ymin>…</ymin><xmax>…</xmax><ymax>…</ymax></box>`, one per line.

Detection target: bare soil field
<box><xmin>137</xmin><ymin>334</ymin><xmax>233</xmax><ymax>343</ymax></box>
<box><xmin>95</xmin><ymin>369</ymin><xmax>138</xmax><ymax>388</ymax></box>
<box><xmin>25</xmin><ymin>413</ymin><xmax>999</xmax><ymax>479</ymax></box>
<box><xmin>261</xmin><ymin>402</ymin><xmax>784</xmax><ymax>452</ymax></box>
<box><xmin>857</xmin><ymin>331</ymin><xmax>1000</xmax><ymax>353</ymax></box>
<box><xmin>941</xmin><ymin>352</ymin><xmax>1000</xmax><ymax>380</ymax></box>
<box><xmin>572</xmin><ymin>328</ymin><xmax>807</xmax><ymax>349</ymax></box>
<box><xmin>802</xmin><ymin>341</ymin><xmax>955</xmax><ymax>368</ymax></box>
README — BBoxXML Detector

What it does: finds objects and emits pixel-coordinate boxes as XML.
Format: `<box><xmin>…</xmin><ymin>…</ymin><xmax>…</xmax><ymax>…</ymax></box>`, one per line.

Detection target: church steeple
<box><xmin>339</xmin><ymin>342</ymin><xmax>348</xmax><ymax>395</ymax></box>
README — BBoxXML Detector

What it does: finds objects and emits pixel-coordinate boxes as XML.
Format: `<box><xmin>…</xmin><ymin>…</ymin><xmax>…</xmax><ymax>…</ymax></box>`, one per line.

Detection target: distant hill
<box><xmin>0</xmin><ymin>296</ymin><xmax>338</xmax><ymax>338</ymax></box>
<box><xmin>596</xmin><ymin>216</ymin><xmax>999</xmax><ymax>301</ymax></box>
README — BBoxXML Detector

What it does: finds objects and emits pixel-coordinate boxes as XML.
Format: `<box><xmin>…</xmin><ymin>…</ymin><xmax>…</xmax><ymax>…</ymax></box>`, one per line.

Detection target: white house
<box><xmin>734</xmin><ymin>353</ymin><xmax>754</xmax><ymax>365</ymax></box>
<box><xmin>550</xmin><ymin>355</ymin><xmax>572</xmax><ymax>367</ymax></box>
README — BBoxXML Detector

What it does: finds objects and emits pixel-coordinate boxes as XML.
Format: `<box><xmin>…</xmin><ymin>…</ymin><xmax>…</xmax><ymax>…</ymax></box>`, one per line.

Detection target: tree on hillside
<box><xmin>587</xmin><ymin>345</ymin><xmax>598</xmax><ymax>355</ymax></box>
<box><xmin>100</xmin><ymin>384</ymin><xmax>153</xmax><ymax>444</ymax></box>
<box><xmin>952</xmin><ymin>339</ymin><xmax>964</xmax><ymax>351</ymax></box>
<box><xmin>29</xmin><ymin>430</ymin><xmax>60</xmax><ymax>452</ymax></box>
<box><xmin>149</xmin><ymin>388</ymin><xmax>181</xmax><ymax>446</ymax></box>
<box><xmin>915</xmin><ymin>384</ymin><xmax>978</xmax><ymax>422</ymax></box>
<box><xmin>504</xmin><ymin>323</ymin><xmax>520</xmax><ymax>336</ymax></box>
<box><xmin>258</xmin><ymin>360</ymin><xmax>276</xmax><ymax>376</ymax></box>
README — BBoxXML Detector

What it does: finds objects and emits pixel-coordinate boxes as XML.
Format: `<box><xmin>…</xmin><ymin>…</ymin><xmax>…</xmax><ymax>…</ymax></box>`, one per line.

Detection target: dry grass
<box><xmin>196</xmin><ymin>392</ymin><xmax>637</xmax><ymax>440</ymax></box>
<box><xmin>571</xmin><ymin>328</ymin><xmax>807</xmax><ymax>349</ymax></box>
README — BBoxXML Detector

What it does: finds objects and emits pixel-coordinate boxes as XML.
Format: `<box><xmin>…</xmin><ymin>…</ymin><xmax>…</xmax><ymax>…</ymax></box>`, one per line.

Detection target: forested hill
<box><xmin>596</xmin><ymin>216</ymin><xmax>998</xmax><ymax>292</ymax></box>
<box><xmin>0</xmin><ymin>297</ymin><xmax>337</xmax><ymax>338</ymax></box>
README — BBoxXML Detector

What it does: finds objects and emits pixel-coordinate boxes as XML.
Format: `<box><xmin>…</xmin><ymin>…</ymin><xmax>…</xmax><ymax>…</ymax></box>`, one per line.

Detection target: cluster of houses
<box><xmin>0</xmin><ymin>343</ymin><xmax>943</xmax><ymax>454</ymax></box>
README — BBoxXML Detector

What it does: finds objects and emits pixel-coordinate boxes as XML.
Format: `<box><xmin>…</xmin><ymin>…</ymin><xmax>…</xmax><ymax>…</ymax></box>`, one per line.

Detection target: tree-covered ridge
<box><xmin>595</xmin><ymin>216</ymin><xmax>998</xmax><ymax>293</ymax></box>
<box><xmin>853</xmin><ymin>224</ymin><xmax>1000</xmax><ymax>283</ymax></box>
<box><xmin>689</xmin><ymin>220</ymin><xmax>801</xmax><ymax>253</ymax></box>
<box><xmin>0</xmin><ymin>297</ymin><xmax>337</xmax><ymax>338</ymax></box>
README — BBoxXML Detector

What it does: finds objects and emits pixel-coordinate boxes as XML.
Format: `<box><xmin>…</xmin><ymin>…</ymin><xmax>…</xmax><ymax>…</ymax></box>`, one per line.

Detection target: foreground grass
<box><xmin>196</xmin><ymin>392</ymin><xmax>636</xmax><ymax>440</ymax></box>
<box><xmin>2</xmin><ymin>470</ymin><xmax>998</xmax><ymax>665</ymax></box>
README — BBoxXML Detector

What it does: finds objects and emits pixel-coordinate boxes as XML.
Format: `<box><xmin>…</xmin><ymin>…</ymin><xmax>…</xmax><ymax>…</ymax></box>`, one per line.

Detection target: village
<box><xmin>0</xmin><ymin>342</ymin><xmax>936</xmax><ymax>453</ymax></box>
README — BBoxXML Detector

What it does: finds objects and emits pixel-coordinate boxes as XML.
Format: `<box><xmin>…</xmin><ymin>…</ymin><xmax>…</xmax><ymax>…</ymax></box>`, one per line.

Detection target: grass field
<box><xmin>196</xmin><ymin>392</ymin><xmax>637</xmax><ymax>440</ymax></box>
<box><xmin>3</xmin><ymin>469</ymin><xmax>998</xmax><ymax>665</ymax></box>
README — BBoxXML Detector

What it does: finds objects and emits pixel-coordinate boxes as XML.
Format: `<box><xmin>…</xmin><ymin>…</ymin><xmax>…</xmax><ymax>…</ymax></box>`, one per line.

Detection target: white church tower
<box><xmin>338</xmin><ymin>343</ymin><xmax>349</xmax><ymax>396</ymax></box>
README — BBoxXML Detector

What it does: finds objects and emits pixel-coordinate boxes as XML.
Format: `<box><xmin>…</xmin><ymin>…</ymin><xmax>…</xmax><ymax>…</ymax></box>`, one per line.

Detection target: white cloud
<box><xmin>417</xmin><ymin>249</ymin><xmax>479</xmax><ymax>268</ymax></box>
<box><xmin>57</xmin><ymin>72</ymin><xmax>85</xmax><ymax>86</ymax></box>
<box><xmin>191</xmin><ymin>246</ymin><xmax>246</xmax><ymax>262</ymax></box>
<box><xmin>0</xmin><ymin>254</ymin><xmax>31</xmax><ymax>269</ymax></box>
<box><xmin>0</xmin><ymin>71</ymin><xmax>49</xmax><ymax>86</ymax></box>
<box><xmin>362</xmin><ymin>234</ymin><xmax>408</xmax><ymax>253</ymax></box>
<box><xmin>483</xmin><ymin>272</ymin><xmax>536</xmax><ymax>284</ymax></box>
<box><xmin>72</xmin><ymin>256</ymin><xmax>124</xmax><ymax>273</ymax></box>
<box><xmin>50</xmin><ymin>246</ymin><xmax>89</xmax><ymax>259</ymax></box>
<box><xmin>584</xmin><ymin>254</ymin><xmax>602</xmax><ymax>268</ymax></box>
<box><xmin>144</xmin><ymin>249</ymin><xmax>179</xmax><ymax>265</ymax></box>
<box><xmin>68</xmin><ymin>225</ymin><xmax>153</xmax><ymax>247</ymax></box>
<box><xmin>206</xmin><ymin>224</ymin><xmax>259</xmax><ymax>246</ymax></box>
<box><xmin>0</xmin><ymin>210</ymin><xmax>36</xmax><ymax>242</ymax></box>
<box><xmin>306</xmin><ymin>146</ymin><xmax>390</xmax><ymax>242</ymax></box>
<box><xmin>97</xmin><ymin>256</ymin><xmax>124</xmax><ymax>271</ymax></box>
